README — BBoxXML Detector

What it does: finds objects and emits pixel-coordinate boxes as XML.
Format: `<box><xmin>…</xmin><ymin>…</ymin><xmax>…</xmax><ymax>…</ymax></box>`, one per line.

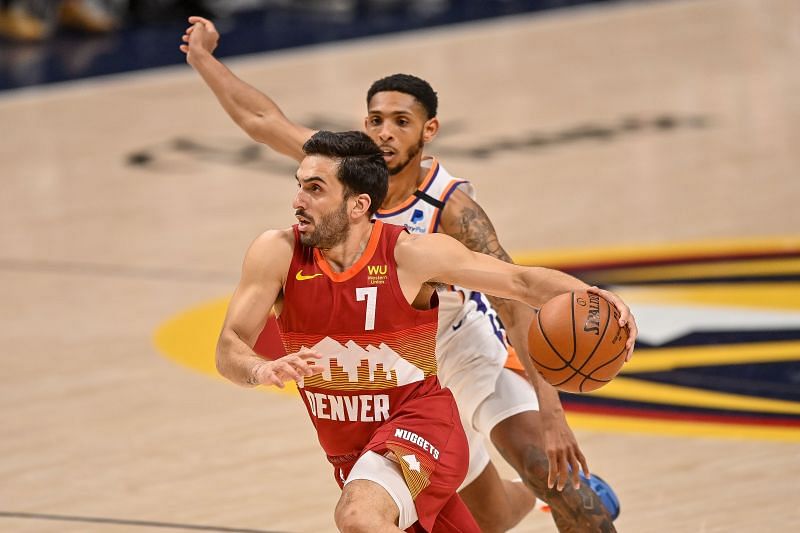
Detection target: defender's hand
<box><xmin>539</xmin><ymin>395</ymin><xmax>589</xmax><ymax>491</ymax></box>
<box><xmin>179</xmin><ymin>16</ymin><xmax>220</xmax><ymax>59</ymax></box>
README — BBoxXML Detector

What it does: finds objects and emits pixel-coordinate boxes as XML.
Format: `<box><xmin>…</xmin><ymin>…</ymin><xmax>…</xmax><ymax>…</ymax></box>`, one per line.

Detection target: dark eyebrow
<box><xmin>367</xmin><ymin>109</ymin><xmax>415</xmax><ymax>117</ymax></box>
<box><xmin>296</xmin><ymin>175</ymin><xmax>326</xmax><ymax>185</ymax></box>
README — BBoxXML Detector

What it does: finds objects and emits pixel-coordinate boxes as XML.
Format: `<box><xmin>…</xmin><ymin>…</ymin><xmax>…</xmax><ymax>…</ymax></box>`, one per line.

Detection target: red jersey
<box><xmin>277</xmin><ymin>221</ymin><xmax>442</xmax><ymax>459</ymax></box>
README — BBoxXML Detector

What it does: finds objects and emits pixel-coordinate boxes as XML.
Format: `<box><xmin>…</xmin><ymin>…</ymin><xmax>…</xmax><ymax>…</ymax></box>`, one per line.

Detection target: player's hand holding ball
<box><xmin>528</xmin><ymin>287</ymin><xmax>636</xmax><ymax>393</ymax></box>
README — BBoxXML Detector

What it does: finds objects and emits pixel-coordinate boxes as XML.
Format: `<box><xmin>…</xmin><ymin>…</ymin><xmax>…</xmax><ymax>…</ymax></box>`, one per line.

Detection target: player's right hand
<box><xmin>179</xmin><ymin>16</ymin><xmax>220</xmax><ymax>60</ymax></box>
<box><xmin>253</xmin><ymin>349</ymin><xmax>323</xmax><ymax>388</ymax></box>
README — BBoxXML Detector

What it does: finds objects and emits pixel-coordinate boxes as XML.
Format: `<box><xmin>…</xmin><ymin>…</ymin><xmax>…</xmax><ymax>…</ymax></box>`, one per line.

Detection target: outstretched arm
<box><xmin>439</xmin><ymin>191</ymin><xmax>590</xmax><ymax>489</ymax></box>
<box><xmin>398</xmin><ymin>228</ymin><xmax>637</xmax><ymax>360</ymax></box>
<box><xmin>408</xmin><ymin>202</ymin><xmax>637</xmax><ymax>488</ymax></box>
<box><xmin>216</xmin><ymin>229</ymin><xmax>321</xmax><ymax>388</ymax></box>
<box><xmin>438</xmin><ymin>190</ymin><xmax>635</xmax><ymax>358</ymax></box>
<box><xmin>180</xmin><ymin>16</ymin><xmax>314</xmax><ymax>162</ymax></box>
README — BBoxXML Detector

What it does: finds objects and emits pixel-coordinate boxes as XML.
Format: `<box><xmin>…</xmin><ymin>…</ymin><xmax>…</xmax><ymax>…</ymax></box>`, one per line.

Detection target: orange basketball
<box><xmin>528</xmin><ymin>290</ymin><xmax>628</xmax><ymax>393</ymax></box>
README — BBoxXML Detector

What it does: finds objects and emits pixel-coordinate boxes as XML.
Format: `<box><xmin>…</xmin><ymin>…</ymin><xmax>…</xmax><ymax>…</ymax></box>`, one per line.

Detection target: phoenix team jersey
<box><xmin>374</xmin><ymin>157</ymin><xmax>506</xmax><ymax>348</ymax></box>
<box><xmin>374</xmin><ymin>157</ymin><xmax>472</xmax><ymax>236</ymax></box>
<box><xmin>277</xmin><ymin>221</ymin><xmax>443</xmax><ymax>460</ymax></box>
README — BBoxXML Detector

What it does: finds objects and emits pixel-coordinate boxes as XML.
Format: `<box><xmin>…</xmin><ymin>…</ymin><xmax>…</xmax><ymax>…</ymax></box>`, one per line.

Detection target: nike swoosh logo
<box><xmin>295</xmin><ymin>270</ymin><xmax>323</xmax><ymax>281</ymax></box>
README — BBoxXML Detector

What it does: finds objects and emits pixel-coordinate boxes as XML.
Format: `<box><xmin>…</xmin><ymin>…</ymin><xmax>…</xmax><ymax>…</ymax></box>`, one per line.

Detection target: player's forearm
<box><xmin>515</xmin><ymin>266</ymin><xmax>589</xmax><ymax>309</ymax></box>
<box><xmin>188</xmin><ymin>51</ymin><xmax>303</xmax><ymax>159</ymax></box>
<box><xmin>215</xmin><ymin>329</ymin><xmax>267</xmax><ymax>387</ymax></box>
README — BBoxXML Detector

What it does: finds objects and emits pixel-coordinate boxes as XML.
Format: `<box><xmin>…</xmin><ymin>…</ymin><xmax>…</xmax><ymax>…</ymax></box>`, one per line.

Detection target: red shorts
<box><xmin>332</xmin><ymin>386</ymin><xmax>479</xmax><ymax>533</ymax></box>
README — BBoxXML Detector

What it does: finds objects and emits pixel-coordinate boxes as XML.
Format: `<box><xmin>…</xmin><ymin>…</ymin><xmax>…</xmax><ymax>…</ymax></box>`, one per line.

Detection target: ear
<box><xmin>350</xmin><ymin>193</ymin><xmax>372</xmax><ymax>219</ymax></box>
<box><xmin>422</xmin><ymin>117</ymin><xmax>439</xmax><ymax>144</ymax></box>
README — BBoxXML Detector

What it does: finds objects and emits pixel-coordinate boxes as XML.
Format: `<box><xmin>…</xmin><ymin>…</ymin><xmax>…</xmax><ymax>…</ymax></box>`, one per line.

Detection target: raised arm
<box><xmin>180</xmin><ymin>16</ymin><xmax>314</xmax><ymax>162</ymax></box>
<box><xmin>216</xmin><ymin>229</ymin><xmax>320</xmax><ymax>388</ymax></box>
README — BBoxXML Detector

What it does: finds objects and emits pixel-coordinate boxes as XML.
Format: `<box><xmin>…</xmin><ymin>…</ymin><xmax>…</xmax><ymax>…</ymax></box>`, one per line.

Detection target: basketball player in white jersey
<box><xmin>181</xmin><ymin>17</ymin><xmax>637</xmax><ymax>533</ymax></box>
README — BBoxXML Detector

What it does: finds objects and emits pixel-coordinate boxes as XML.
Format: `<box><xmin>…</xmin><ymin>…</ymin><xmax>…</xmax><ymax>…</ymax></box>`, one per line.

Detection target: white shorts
<box><xmin>436</xmin><ymin>290</ymin><xmax>539</xmax><ymax>490</ymax></box>
<box><xmin>437</xmin><ymin>293</ymin><xmax>508</xmax><ymax>427</ymax></box>
<box><xmin>345</xmin><ymin>451</ymin><xmax>418</xmax><ymax>530</ymax></box>
<box><xmin>458</xmin><ymin>368</ymin><xmax>540</xmax><ymax>490</ymax></box>
<box><xmin>435</xmin><ymin>293</ymin><xmax>540</xmax><ymax>490</ymax></box>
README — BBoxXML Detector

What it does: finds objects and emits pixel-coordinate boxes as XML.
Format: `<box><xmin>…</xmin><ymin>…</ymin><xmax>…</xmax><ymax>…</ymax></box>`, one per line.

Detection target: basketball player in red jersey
<box><xmin>217</xmin><ymin>130</ymin><xmax>635</xmax><ymax>532</ymax></box>
<box><xmin>184</xmin><ymin>17</ymin><xmax>636</xmax><ymax>533</ymax></box>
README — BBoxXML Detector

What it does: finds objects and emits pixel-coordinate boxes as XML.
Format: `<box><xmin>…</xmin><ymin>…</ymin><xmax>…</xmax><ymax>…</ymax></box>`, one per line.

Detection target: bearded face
<box><xmin>365</xmin><ymin>91</ymin><xmax>433</xmax><ymax>178</ymax></box>
<box><xmin>387</xmin><ymin>133</ymin><xmax>425</xmax><ymax>176</ymax></box>
<box><xmin>296</xmin><ymin>199</ymin><xmax>350</xmax><ymax>249</ymax></box>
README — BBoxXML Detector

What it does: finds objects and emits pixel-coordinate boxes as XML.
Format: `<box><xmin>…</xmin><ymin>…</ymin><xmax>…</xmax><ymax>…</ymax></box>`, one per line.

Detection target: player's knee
<box><xmin>519</xmin><ymin>445</ymin><xmax>550</xmax><ymax>496</ymax></box>
<box><xmin>334</xmin><ymin>498</ymin><xmax>382</xmax><ymax>533</ymax></box>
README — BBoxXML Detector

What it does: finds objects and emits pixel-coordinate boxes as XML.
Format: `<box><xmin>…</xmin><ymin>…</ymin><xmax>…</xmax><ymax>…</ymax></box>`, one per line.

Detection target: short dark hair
<box><xmin>302</xmin><ymin>130</ymin><xmax>388</xmax><ymax>216</ymax></box>
<box><xmin>366</xmin><ymin>73</ymin><xmax>438</xmax><ymax>119</ymax></box>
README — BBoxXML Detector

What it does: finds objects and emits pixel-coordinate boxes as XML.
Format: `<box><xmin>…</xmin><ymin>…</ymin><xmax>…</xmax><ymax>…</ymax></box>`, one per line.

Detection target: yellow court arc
<box><xmin>153</xmin><ymin>297</ymin><xmax>297</xmax><ymax>395</ymax></box>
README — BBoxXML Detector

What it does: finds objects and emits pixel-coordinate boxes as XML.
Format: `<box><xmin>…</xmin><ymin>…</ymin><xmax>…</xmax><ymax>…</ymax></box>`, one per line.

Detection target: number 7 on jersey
<box><xmin>355</xmin><ymin>286</ymin><xmax>377</xmax><ymax>331</ymax></box>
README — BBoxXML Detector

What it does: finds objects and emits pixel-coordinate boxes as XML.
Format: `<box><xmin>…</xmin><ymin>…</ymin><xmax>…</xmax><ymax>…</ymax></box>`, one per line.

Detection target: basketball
<box><xmin>527</xmin><ymin>290</ymin><xmax>628</xmax><ymax>393</ymax></box>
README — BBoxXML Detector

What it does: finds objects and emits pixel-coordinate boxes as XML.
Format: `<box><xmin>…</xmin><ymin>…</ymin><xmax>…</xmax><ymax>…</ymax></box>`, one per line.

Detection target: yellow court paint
<box><xmin>565</xmin><ymin>412</ymin><xmax>800</xmax><ymax>443</ymax></box>
<box><xmin>153</xmin><ymin>297</ymin><xmax>298</xmax><ymax>396</ymax></box>
<box><xmin>154</xmin><ymin>297</ymin><xmax>229</xmax><ymax>378</ymax></box>
<box><xmin>614</xmin><ymin>283</ymin><xmax>800</xmax><ymax>311</ymax></box>
<box><xmin>619</xmin><ymin>340</ymin><xmax>800</xmax><ymax>373</ymax></box>
<box><xmin>591</xmin><ymin>377</ymin><xmax>800</xmax><ymax>416</ymax></box>
<box><xmin>512</xmin><ymin>235</ymin><xmax>800</xmax><ymax>268</ymax></box>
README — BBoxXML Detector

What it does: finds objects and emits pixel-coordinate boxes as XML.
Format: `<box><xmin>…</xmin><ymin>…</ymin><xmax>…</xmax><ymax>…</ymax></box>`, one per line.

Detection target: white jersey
<box><xmin>374</xmin><ymin>158</ymin><xmax>509</xmax><ymax>426</ymax></box>
<box><xmin>375</xmin><ymin>158</ymin><xmax>539</xmax><ymax>489</ymax></box>
<box><xmin>374</xmin><ymin>158</ymin><xmax>476</xmax><ymax>331</ymax></box>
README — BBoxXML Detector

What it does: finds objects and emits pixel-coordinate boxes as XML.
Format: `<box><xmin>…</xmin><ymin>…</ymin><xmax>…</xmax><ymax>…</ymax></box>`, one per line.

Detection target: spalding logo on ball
<box><xmin>527</xmin><ymin>290</ymin><xmax>628</xmax><ymax>393</ymax></box>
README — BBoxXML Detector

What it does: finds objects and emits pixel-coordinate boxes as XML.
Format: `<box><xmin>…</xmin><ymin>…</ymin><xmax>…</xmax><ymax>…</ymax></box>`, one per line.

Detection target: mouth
<box><xmin>379</xmin><ymin>146</ymin><xmax>395</xmax><ymax>161</ymax></box>
<box><xmin>295</xmin><ymin>211</ymin><xmax>313</xmax><ymax>231</ymax></box>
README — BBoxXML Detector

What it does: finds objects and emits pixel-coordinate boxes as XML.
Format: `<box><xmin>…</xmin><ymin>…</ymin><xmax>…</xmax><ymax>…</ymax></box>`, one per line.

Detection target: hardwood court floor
<box><xmin>1</xmin><ymin>0</ymin><xmax>798</xmax><ymax>531</ymax></box>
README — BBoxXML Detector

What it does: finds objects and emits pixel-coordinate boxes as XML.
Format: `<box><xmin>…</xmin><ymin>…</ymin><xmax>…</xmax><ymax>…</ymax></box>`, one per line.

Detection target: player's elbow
<box><xmin>214</xmin><ymin>340</ymin><xmax>232</xmax><ymax>379</ymax></box>
<box><xmin>239</xmin><ymin>115</ymin><xmax>271</xmax><ymax>143</ymax></box>
<box><xmin>214</xmin><ymin>346</ymin><xmax>227</xmax><ymax>376</ymax></box>
<box><xmin>245</xmin><ymin>119</ymin><xmax>304</xmax><ymax>161</ymax></box>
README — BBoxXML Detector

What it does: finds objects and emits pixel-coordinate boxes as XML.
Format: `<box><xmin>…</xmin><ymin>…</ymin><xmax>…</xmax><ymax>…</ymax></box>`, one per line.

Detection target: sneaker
<box><xmin>580</xmin><ymin>472</ymin><xmax>621</xmax><ymax>520</ymax></box>
<box><xmin>521</xmin><ymin>472</ymin><xmax>621</xmax><ymax>521</ymax></box>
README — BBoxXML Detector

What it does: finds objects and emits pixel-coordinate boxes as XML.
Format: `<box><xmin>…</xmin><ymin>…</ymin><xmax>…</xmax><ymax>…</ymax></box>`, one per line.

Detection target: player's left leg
<box><xmin>354</xmin><ymin>385</ymin><xmax>480</xmax><ymax>532</ymax></box>
<box><xmin>336</xmin><ymin>451</ymin><xmax>412</xmax><ymax>532</ymax></box>
<box><xmin>481</xmin><ymin>370</ymin><xmax>616</xmax><ymax>532</ymax></box>
<box><xmin>458</xmin><ymin>459</ymin><xmax>535</xmax><ymax>532</ymax></box>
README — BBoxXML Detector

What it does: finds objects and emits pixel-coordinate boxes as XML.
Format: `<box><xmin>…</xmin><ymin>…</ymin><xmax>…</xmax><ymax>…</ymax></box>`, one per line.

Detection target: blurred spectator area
<box><xmin>0</xmin><ymin>0</ymin><xmax>617</xmax><ymax>90</ymax></box>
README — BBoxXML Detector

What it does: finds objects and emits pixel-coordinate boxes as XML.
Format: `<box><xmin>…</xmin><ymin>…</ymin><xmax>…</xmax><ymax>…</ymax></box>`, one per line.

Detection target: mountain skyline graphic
<box><xmin>299</xmin><ymin>336</ymin><xmax>424</xmax><ymax>387</ymax></box>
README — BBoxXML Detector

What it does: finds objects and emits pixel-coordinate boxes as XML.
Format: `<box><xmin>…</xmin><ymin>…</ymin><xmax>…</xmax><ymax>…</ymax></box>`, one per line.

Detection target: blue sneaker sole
<box><xmin>580</xmin><ymin>472</ymin><xmax>621</xmax><ymax>521</ymax></box>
